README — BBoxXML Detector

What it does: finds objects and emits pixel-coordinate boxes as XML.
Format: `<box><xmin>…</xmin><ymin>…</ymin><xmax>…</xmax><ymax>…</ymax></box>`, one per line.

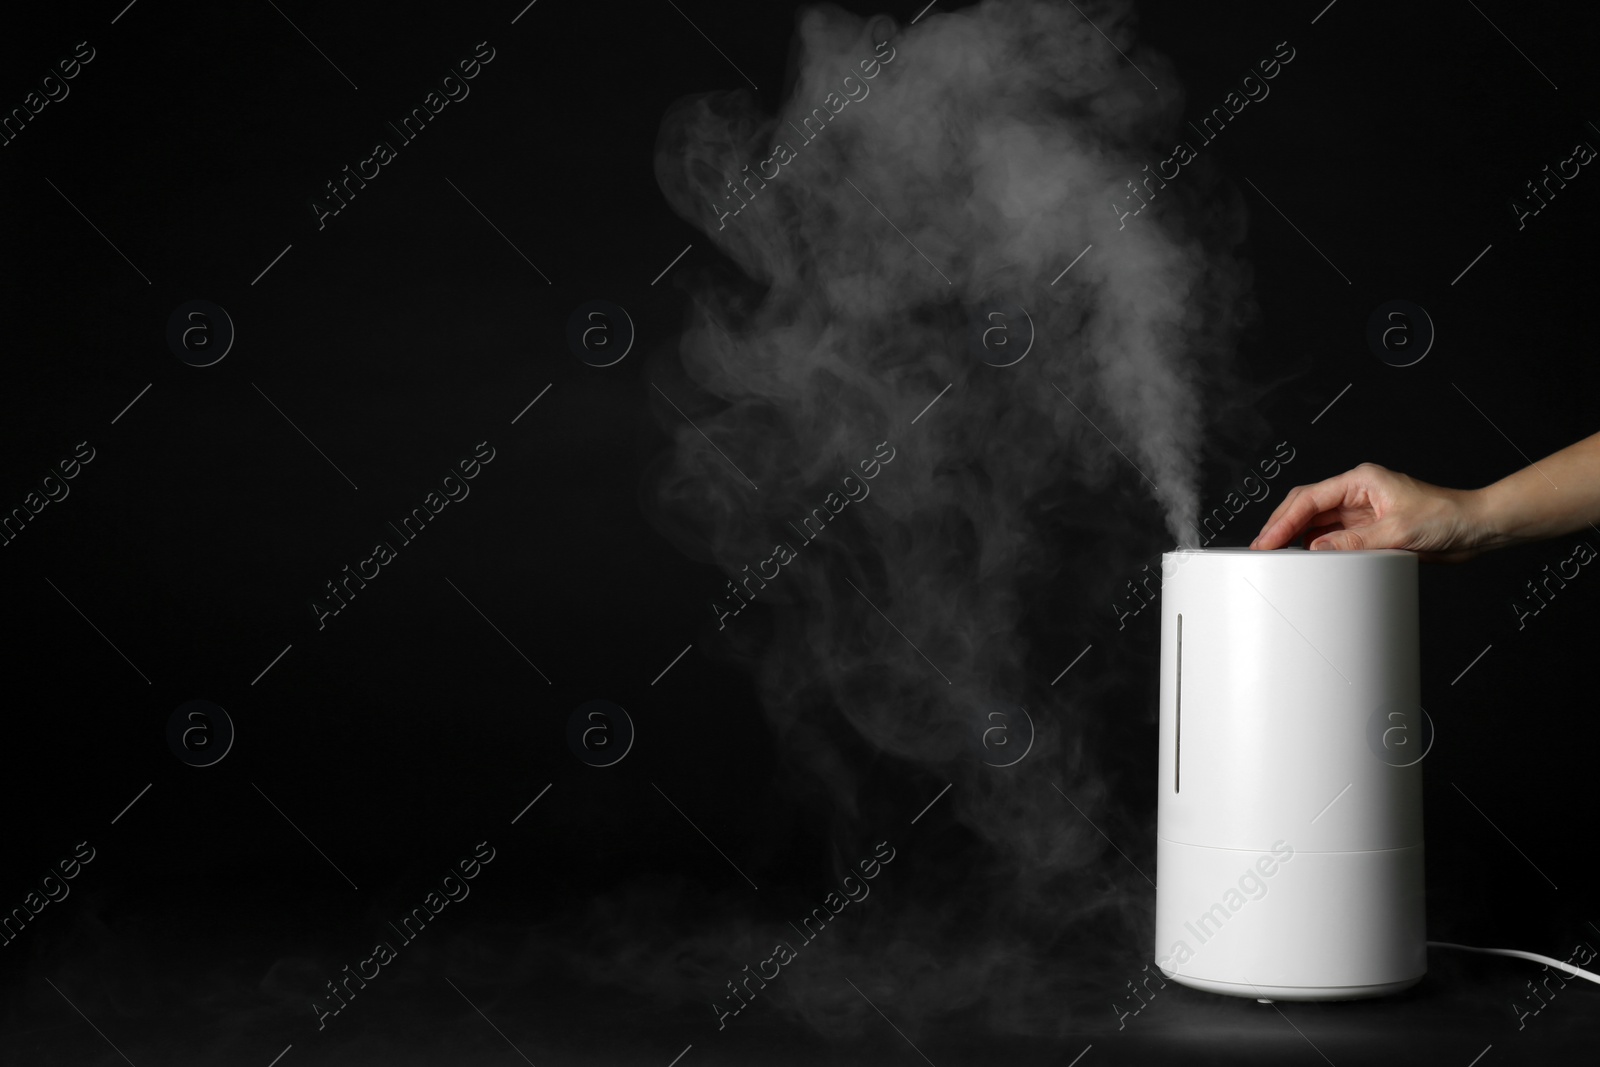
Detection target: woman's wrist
<box><xmin>1468</xmin><ymin>431</ymin><xmax>1600</xmax><ymax>552</ymax></box>
<box><xmin>1462</xmin><ymin>483</ymin><xmax>1516</xmax><ymax>554</ymax></box>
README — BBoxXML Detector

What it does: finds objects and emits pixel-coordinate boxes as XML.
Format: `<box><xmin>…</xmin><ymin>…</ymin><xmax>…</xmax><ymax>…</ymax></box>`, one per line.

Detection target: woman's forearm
<box><xmin>1471</xmin><ymin>430</ymin><xmax>1600</xmax><ymax>550</ymax></box>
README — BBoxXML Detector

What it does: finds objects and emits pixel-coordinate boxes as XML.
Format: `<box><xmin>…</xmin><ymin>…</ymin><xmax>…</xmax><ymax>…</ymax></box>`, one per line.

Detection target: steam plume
<box><xmin>639</xmin><ymin>0</ymin><xmax>1257</xmax><ymax>1037</ymax></box>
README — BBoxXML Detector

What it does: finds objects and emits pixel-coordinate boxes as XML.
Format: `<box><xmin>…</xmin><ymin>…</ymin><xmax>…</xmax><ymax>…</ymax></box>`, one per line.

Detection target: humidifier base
<box><xmin>1153</xmin><ymin>839</ymin><xmax>1427</xmax><ymax>997</ymax></box>
<box><xmin>1157</xmin><ymin>971</ymin><xmax>1424</xmax><ymax>1002</ymax></box>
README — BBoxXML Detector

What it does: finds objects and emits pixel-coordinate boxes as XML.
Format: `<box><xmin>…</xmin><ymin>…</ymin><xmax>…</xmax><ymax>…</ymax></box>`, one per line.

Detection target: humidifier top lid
<box><xmin>1164</xmin><ymin>547</ymin><xmax>1414</xmax><ymax>556</ymax></box>
<box><xmin>1159</xmin><ymin>546</ymin><xmax>1418</xmax><ymax>570</ymax></box>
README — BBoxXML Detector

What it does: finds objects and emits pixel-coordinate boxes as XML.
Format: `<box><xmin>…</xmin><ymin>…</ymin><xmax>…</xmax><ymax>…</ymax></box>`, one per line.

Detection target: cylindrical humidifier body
<box><xmin>1154</xmin><ymin>547</ymin><xmax>1426</xmax><ymax>1001</ymax></box>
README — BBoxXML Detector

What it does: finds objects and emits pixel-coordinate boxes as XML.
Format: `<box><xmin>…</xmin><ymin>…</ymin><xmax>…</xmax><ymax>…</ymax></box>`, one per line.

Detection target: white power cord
<box><xmin>1428</xmin><ymin>940</ymin><xmax>1600</xmax><ymax>985</ymax></box>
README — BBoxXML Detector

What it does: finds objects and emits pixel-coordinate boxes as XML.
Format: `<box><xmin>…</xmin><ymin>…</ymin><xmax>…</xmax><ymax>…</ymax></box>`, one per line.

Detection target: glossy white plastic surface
<box><xmin>1154</xmin><ymin>547</ymin><xmax>1427</xmax><ymax>1001</ymax></box>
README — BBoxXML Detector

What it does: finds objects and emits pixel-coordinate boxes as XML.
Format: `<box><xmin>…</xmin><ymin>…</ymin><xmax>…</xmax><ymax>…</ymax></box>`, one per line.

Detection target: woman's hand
<box><xmin>1250</xmin><ymin>462</ymin><xmax>1490</xmax><ymax>562</ymax></box>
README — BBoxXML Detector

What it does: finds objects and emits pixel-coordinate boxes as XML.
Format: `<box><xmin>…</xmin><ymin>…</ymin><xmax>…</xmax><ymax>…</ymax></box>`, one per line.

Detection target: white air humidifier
<box><xmin>1154</xmin><ymin>547</ymin><xmax>1426</xmax><ymax>1001</ymax></box>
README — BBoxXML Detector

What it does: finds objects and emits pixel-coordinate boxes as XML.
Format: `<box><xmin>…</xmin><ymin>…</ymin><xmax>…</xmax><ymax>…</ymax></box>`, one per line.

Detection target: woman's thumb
<box><xmin>1308</xmin><ymin>524</ymin><xmax>1394</xmax><ymax>552</ymax></box>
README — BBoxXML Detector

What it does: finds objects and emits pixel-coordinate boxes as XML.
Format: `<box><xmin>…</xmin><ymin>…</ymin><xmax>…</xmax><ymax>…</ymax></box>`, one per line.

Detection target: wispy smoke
<box><xmin>639</xmin><ymin>0</ymin><xmax>1258</xmax><ymax>1038</ymax></box>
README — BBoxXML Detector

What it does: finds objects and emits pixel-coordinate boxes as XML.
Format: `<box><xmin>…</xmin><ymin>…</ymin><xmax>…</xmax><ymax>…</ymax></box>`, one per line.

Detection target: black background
<box><xmin>2</xmin><ymin>1</ymin><xmax>1597</xmax><ymax>1064</ymax></box>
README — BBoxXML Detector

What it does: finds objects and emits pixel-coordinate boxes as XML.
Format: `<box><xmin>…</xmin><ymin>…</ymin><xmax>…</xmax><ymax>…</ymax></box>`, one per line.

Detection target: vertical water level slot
<box><xmin>1175</xmin><ymin>612</ymin><xmax>1182</xmax><ymax>793</ymax></box>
